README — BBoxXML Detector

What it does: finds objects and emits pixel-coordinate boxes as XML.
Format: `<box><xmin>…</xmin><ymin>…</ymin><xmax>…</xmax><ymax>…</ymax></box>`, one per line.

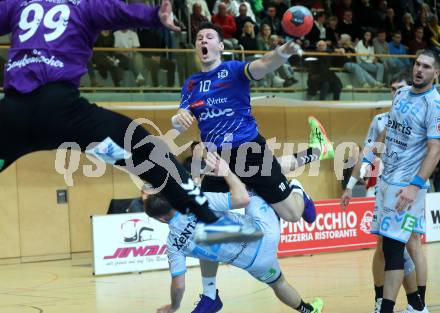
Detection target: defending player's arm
<box><xmin>248</xmin><ymin>41</ymin><xmax>303</xmax><ymax>80</ymax></box>
<box><xmin>341</xmin><ymin>126</ymin><xmax>386</xmax><ymax>210</ymax></box>
<box><xmin>85</xmin><ymin>0</ymin><xmax>178</xmax><ymax>32</ymax></box>
<box><xmin>395</xmin><ymin>138</ymin><xmax>440</xmax><ymax>211</ymax></box>
<box><xmin>157</xmin><ymin>274</ymin><xmax>186</xmax><ymax>313</ymax></box>
<box><xmin>205</xmin><ymin>152</ymin><xmax>250</xmax><ymax>209</ymax></box>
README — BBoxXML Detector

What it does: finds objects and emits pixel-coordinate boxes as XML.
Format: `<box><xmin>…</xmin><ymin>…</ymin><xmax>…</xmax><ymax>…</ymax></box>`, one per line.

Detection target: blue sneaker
<box><xmin>194</xmin><ymin>215</ymin><xmax>263</xmax><ymax>244</ymax></box>
<box><xmin>192</xmin><ymin>289</ymin><xmax>223</xmax><ymax>313</ymax></box>
<box><xmin>290</xmin><ymin>179</ymin><xmax>316</xmax><ymax>223</ymax></box>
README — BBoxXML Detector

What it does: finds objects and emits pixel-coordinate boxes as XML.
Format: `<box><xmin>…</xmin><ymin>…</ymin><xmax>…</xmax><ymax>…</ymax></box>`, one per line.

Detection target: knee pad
<box><xmin>403</xmin><ymin>247</ymin><xmax>416</xmax><ymax>276</ymax></box>
<box><xmin>382</xmin><ymin>236</ymin><xmax>406</xmax><ymax>271</ymax></box>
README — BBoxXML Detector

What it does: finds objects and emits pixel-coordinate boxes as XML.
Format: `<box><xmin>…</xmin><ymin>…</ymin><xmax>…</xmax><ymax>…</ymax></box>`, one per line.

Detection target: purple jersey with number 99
<box><xmin>0</xmin><ymin>0</ymin><xmax>162</xmax><ymax>93</ymax></box>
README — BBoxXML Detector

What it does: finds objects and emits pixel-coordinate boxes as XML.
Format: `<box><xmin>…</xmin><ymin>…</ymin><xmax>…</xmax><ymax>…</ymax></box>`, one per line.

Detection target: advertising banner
<box><xmin>278</xmin><ymin>198</ymin><xmax>377</xmax><ymax>256</ymax></box>
<box><xmin>92</xmin><ymin>213</ymin><xmax>198</xmax><ymax>275</ymax></box>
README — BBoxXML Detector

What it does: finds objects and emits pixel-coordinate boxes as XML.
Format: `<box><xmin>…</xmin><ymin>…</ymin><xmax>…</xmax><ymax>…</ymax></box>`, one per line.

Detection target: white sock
<box><xmin>202</xmin><ymin>276</ymin><xmax>217</xmax><ymax>300</ymax></box>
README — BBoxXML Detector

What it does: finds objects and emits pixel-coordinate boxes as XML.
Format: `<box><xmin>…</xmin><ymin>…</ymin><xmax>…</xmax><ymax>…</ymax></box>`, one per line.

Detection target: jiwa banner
<box><xmin>92</xmin><ymin>213</ymin><xmax>198</xmax><ymax>275</ymax></box>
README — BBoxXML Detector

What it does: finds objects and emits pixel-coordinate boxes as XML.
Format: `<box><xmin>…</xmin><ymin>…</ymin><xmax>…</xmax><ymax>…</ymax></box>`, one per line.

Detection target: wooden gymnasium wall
<box><xmin>0</xmin><ymin>105</ymin><xmax>386</xmax><ymax>261</ymax></box>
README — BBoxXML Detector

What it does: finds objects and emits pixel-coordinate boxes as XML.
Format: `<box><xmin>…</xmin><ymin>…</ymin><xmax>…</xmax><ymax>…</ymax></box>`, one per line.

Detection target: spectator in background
<box><xmin>376</xmin><ymin>0</ymin><xmax>388</xmax><ymax>26</ymax></box>
<box><xmin>306</xmin><ymin>40</ymin><xmax>342</xmax><ymax>100</ymax></box>
<box><xmin>265</xmin><ymin>0</ymin><xmax>288</xmax><ymax>21</ymax></box>
<box><xmin>408</xmin><ymin>26</ymin><xmax>427</xmax><ymax>55</ymax></box>
<box><xmin>213</xmin><ymin>0</ymin><xmax>239</xmax><ymax>16</ymax></box>
<box><xmin>114</xmin><ymin>29</ymin><xmax>145</xmax><ymax>86</ymax></box>
<box><xmin>354</xmin><ymin>0</ymin><xmax>379</xmax><ymax>31</ymax></box>
<box><xmin>338</xmin><ymin>34</ymin><xmax>384</xmax><ymax>88</ymax></box>
<box><xmin>338</xmin><ymin>10</ymin><xmax>361</xmax><ymax>42</ymax></box>
<box><xmin>186</xmin><ymin>0</ymin><xmax>212</xmax><ymax>21</ymax></box>
<box><xmin>236</xmin><ymin>0</ymin><xmax>256</xmax><ymax>21</ymax></box>
<box><xmin>93</xmin><ymin>30</ymin><xmax>122</xmax><ymax>87</ymax></box>
<box><xmin>400</xmin><ymin>13</ymin><xmax>414</xmax><ymax>47</ymax></box>
<box><xmin>212</xmin><ymin>2</ymin><xmax>238</xmax><ymax>49</ymax></box>
<box><xmin>260</xmin><ymin>5</ymin><xmax>282</xmax><ymax>36</ymax></box>
<box><xmin>427</xmin><ymin>14</ymin><xmax>440</xmax><ymax>53</ymax></box>
<box><xmin>387</xmin><ymin>31</ymin><xmax>410</xmax><ymax>73</ymax></box>
<box><xmin>235</xmin><ymin>3</ymin><xmax>257</xmax><ymax>38</ymax></box>
<box><xmin>305</xmin><ymin>11</ymin><xmax>327</xmax><ymax>49</ymax></box>
<box><xmin>239</xmin><ymin>21</ymin><xmax>258</xmax><ymax>52</ymax></box>
<box><xmin>415</xmin><ymin>3</ymin><xmax>430</xmax><ymax>41</ymax></box>
<box><xmin>382</xmin><ymin>7</ymin><xmax>398</xmax><ymax>40</ymax></box>
<box><xmin>138</xmin><ymin>28</ymin><xmax>176</xmax><ymax>87</ymax></box>
<box><xmin>372</xmin><ymin>29</ymin><xmax>394</xmax><ymax>83</ymax></box>
<box><xmin>332</xmin><ymin>0</ymin><xmax>354</xmax><ymax>22</ymax></box>
<box><xmin>249</xmin><ymin>0</ymin><xmax>264</xmax><ymax>19</ymax></box>
<box><xmin>355</xmin><ymin>30</ymin><xmax>384</xmax><ymax>84</ymax></box>
<box><xmin>256</xmin><ymin>23</ymin><xmax>272</xmax><ymax>51</ymax></box>
<box><xmin>190</xmin><ymin>3</ymin><xmax>209</xmax><ymax>43</ymax></box>
<box><xmin>326</xmin><ymin>15</ymin><xmax>339</xmax><ymax>48</ymax></box>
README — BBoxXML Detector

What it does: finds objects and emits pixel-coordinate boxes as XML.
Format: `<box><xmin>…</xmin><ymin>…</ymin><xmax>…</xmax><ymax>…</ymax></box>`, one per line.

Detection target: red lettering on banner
<box><xmin>103</xmin><ymin>244</ymin><xmax>167</xmax><ymax>259</ymax></box>
<box><xmin>278</xmin><ymin>198</ymin><xmax>377</xmax><ymax>257</ymax></box>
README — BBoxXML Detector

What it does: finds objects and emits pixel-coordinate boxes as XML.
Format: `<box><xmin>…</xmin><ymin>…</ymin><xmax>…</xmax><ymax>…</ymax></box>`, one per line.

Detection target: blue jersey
<box><xmin>179</xmin><ymin>61</ymin><xmax>259</xmax><ymax>148</ymax></box>
<box><xmin>382</xmin><ymin>85</ymin><xmax>440</xmax><ymax>187</ymax></box>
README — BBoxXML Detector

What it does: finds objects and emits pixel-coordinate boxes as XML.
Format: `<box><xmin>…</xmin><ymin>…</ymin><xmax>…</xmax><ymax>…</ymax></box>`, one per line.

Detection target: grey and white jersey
<box><xmin>364</xmin><ymin>112</ymin><xmax>389</xmax><ymax>148</ymax></box>
<box><xmin>166</xmin><ymin>192</ymin><xmax>278</xmax><ymax>278</ymax></box>
<box><xmin>382</xmin><ymin>85</ymin><xmax>440</xmax><ymax>187</ymax></box>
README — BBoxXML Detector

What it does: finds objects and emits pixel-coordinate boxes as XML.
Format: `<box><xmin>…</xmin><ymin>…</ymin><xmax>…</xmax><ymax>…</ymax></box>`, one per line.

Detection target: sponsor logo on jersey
<box><xmin>172</xmin><ymin>220</ymin><xmax>197</xmax><ymax>250</ymax></box>
<box><xmin>199</xmin><ymin>108</ymin><xmax>235</xmax><ymax>121</ymax></box>
<box><xmin>190</xmin><ymin>100</ymin><xmax>205</xmax><ymax>108</ymax></box>
<box><xmin>387</xmin><ymin>119</ymin><xmax>412</xmax><ymax>135</ymax></box>
<box><xmin>401</xmin><ymin>214</ymin><xmax>417</xmax><ymax>232</ymax></box>
<box><xmin>206</xmin><ymin>97</ymin><xmax>228</xmax><ymax>106</ymax></box>
<box><xmin>217</xmin><ymin>69</ymin><xmax>229</xmax><ymax>79</ymax></box>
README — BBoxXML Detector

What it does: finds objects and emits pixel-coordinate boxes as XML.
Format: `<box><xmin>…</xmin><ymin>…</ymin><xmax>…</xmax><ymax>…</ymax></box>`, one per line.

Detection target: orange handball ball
<box><xmin>282</xmin><ymin>6</ymin><xmax>314</xmax><ymax>37</ymax></box>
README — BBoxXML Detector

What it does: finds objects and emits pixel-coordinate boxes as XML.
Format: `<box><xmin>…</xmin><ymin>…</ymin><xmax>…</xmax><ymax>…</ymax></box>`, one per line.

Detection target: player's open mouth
<box><xmin>202</xmin><ymin>47</ymin><xmax>208</xmax><ymax>55</ymax></box>
<box><xmin>415</xmin><ymin>74</ymin><xmax>423</xmax><ymax>80</ymax></box>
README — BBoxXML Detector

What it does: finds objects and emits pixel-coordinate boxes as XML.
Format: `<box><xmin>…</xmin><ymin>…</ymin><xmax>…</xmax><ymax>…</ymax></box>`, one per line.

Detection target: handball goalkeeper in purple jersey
<box><xmin>0</xmin><ymin>0</ymin><xmax>262</xmax><ymax>244</ymax></box>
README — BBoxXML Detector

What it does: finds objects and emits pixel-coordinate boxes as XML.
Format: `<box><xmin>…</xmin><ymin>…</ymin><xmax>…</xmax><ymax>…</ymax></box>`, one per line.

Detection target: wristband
<box><xmin>362</xmin><ymin>151</ymin><xmax>376</xmax><ymax>165</ymax></box>
<box><xmin>276</xmin><ymin>45</ymin><xmax>292</xmax><ymax>59</ymax></box>
<box><xmin>409</xmin><ymin>175</ymin><xmax>425</xmax><ymax>189</ymax></box>
<box><xmin>346</xmin><ymin>176</ymin><xmax>358</xmax><ymax>189</ymax></box>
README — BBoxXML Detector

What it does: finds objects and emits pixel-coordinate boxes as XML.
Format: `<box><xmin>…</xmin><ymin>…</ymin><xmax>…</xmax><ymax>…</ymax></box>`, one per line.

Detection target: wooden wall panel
<box><xmin>16</xmin><ymin>152</ymin><xmax>71</xmax><ymax>258</ymax></box>
<box><xmin>68</xmin><ymin>154</ymin><xmax>113</xmax><ymax>253</ymax></box>
<box><xmin>0</xmin><ymin>164</ymin><xmax>20</xmax><ymax>259</ymax></box>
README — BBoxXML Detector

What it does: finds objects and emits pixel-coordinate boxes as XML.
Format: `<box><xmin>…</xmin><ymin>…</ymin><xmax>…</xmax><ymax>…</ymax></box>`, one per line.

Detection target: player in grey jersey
<box><xmin>361</xmin><ymin>50</ymin><xmax>440</xmax><ymax>313</ymax></box>
<box><xmin>341</xmin><ymin>73</ymin><xmax>428</xmax><ymax>313</ymax></box>
<box><xmin>145</xmin><ymin>153</ymin><xmax>323</xmax><ymax>313</ymax></box>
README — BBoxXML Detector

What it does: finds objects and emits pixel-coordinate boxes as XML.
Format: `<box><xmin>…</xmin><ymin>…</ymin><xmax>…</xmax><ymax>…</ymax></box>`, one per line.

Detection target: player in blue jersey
<box><xmin>355</xmin><ymin>50</ymin><xmax>440</xmax><ymax>313</ymax></box>
<box><xmin>0</xmin><ymin>0</ymin><xmax>262</xmax><ymax>244</ymax></box>
<box><xmin>341</xmin><ymin>73</ymin><xmax>428</xmax><ymax>313</ymax></box>
<box><xmin>171</xmin><ymin>22</ymin><xmax>334</xmax><ymax>236</ymax></box>
<box><xmin>146</xmin><ymin>153</ymin><xmax>324</xmax><ymax>313</ymax></box>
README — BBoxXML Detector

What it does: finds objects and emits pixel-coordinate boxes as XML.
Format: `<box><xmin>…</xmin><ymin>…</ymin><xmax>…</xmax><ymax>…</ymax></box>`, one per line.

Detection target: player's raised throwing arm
<box><xmin>248</xmin><ymin>41</ymin><xmax>303</xmax><ymax>80</ymax></box>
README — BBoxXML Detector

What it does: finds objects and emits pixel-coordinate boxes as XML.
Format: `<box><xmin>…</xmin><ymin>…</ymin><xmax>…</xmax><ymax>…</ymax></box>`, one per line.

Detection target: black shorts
<box><xmin>201</xmin><ymin>134</ymin><xmax>291</xmax><ymax>204</ymax></box>
<box><xmin>0</xmin><ymin>82</ymin><xmax>203</xmax><ymax>217</ymax></box>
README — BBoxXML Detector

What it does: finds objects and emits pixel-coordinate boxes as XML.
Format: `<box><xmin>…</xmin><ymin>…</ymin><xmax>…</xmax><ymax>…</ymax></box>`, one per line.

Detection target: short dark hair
<box><xmin>416</xmin><ymin>49</ymin><xmax>440</xmax><ymax>69</ymax></box>
<box><xmin>390</xmin><ymin>72</ymin><xmax>411</xmax><ymax>85</ymax></box>
<box><xmin>197</xmin><ymin>22</ymin><xmax>224</xmax><ymax>42</ymax></box>
<box><xmin>144</xmin><ymin>194</ymin><xmax>172</xmax><ymax>218</ymax></box>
